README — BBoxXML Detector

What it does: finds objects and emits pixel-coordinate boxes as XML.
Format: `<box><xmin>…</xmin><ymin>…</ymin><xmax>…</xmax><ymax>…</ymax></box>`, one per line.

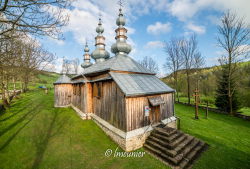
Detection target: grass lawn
<box><xmin>239</xmin><ymin>107</ymin><xmax>250</xmax><ymax>116</ymax></box>
<box><xmin>175</xmin><ymin>104</ymin><xmax>250</xmax><ymax>169</ymax></box>
<box><xmin>0</xmin><ymin>90</ymin><xmax>167</xmax><ymax>169</ymax></box>
<box><xmin>0</xmin><ymin>89</ymin><xmax>250</xmax><ymax>169</ymax></box>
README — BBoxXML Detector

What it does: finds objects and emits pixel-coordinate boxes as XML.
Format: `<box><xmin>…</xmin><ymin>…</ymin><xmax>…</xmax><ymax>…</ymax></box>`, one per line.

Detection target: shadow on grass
<box><xmin>192</xmin><ymin>133</ymin><xmax>250</xmax><ymax>169</ymax></box>
<box><xmin>0</xmin><ymin>104</ymin><xmax>41</xmax><ymax>138</ymax></box>
<box><xmin>31</xmin><ymin>109</ymin><xmax>69</xmax><ymax>169</ymax></box>
<box><xmin>0</xmin><ymin>107</ymin><xmax>40</xmax><ymax>151</ymax></box>
<box><xmin>0</xmin><ymin>106</ymin><xmax>28</xmax><ymax>123</ymax></box>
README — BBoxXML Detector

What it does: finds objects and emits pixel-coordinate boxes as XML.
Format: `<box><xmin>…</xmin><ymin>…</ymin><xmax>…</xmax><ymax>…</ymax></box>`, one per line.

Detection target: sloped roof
<box><xmin>109</xmin><ymin>72</ymin><xmax>175</xmax><ymax>97</ymax></box>
<box><xmin>73</xmin><ymin>54</ymin><xmax>154</xmax><ymax>78</ymax></box>
<box><xmin>54</xmin><ymin>75</ymin><xmax>72</xmax><ymax>84</ymax></box>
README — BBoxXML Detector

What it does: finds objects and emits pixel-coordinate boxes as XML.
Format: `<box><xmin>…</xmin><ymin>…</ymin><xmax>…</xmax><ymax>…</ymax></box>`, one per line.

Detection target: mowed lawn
<box><xmin>0</xmin><ymin>90</ymin><xmax>250</xmax><ymax>169</ymax></box>
<box><xmin>0</xmin><ymin>90</ymin><xmax>167</xmax><ymax>169</ymax></box>
<box><xmin>176</xmin><ymin>104</ymin><xmax>250</xmax><ymax>169</ymax></box>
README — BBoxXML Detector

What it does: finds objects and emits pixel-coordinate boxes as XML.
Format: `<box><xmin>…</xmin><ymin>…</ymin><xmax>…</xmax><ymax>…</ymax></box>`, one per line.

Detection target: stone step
<box><xmin>148</xmin><ymin>134</ymin><xmax>187</xmax><ymax>150</ymax></box>
<box><xmin>144</xmin><ymin>143</ymin><xmax>179</xmax><ymax>165</ymax></box>
<box><xmin>144</xmin><ymin>138</ymin><xmax>200</xmax><ymax>166</ymax></box>
<box><xmin>146</xmin><ymin>135</ymin><xmax>194</xmax><ymax>157</ymax></box>
<box><xmin>177</xmin><ymin>141</ymin><xmax>206</xmax><ymax>169</ymax></box>
<box><xmin>175</xmin><ymin>136</ymin><xmax>194</xmax><ymax>154</ymax></box>
<box><xmin>151</xmin><ymin>131</ymin><xmax>183</xmax><ymax>144</ymax></box>
<box><xmin>173</xmin><ymin>139</ymin><xmax>200</xmax><ymax>165</ymax></box>
<box><xmin>170</xmin><ymin>134</ymin><xmax>188</xmax><ymax>149</ymax></box>
<box><xmin>154</xmin><ymin>127</ymin><xmax>177</xmax><ymax>137</ymax></box>
<box><xmin>144</xmin><ymin>127</ymin><xmax>208</xmax><ymax>169</ymax></box>
<box><xmin>145</xmin><ymin>139</ymin><xmax>178</xmax><ymax>157</ymax></box>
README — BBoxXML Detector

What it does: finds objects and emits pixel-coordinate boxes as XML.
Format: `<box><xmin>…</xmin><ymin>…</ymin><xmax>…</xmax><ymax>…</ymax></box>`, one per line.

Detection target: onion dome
<box><xmin>81</xmin><ymin>42</ymin><xmax>93</xmax><ymax>68</ymax></box>
<box><xmin>111</xmin><ymin>8</ymin><xmax>132</xmax><ymax>55</ymax></box>
<box><xmin>91</xmin><ymin>18</ymin><xmax>110</xmax><ymax>62</ymax></box>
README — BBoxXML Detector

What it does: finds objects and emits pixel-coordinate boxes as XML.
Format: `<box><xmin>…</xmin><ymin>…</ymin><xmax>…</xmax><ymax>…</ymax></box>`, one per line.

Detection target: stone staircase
<box><xmin>144</xmin><ymin>126</ymin><xmax>208</xmax><ymax>169</ymax></box>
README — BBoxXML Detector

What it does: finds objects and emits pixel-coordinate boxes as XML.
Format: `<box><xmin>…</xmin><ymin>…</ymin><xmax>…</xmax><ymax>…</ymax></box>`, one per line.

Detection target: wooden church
<box><xmin>54</xmin><ymin>8</ymin><xmax>177</xmax><ymax>151</ymax></box>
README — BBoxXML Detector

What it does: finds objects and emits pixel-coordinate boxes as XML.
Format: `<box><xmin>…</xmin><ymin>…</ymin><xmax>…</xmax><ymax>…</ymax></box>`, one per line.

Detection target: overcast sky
<box><xmin>39</xmin><ymin>0</ymin><xmax>250</xmax><ymax>75</ymax></box>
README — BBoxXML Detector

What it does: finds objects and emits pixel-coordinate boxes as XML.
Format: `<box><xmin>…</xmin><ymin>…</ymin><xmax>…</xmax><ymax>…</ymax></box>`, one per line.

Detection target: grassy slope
<box><xmin>1</xmin><ymin>87</ymin><xmax>250</xmax><ymax>168</ymax></box>
<box><xmin>176</xmin><ymin>104</ymin><xmax>250</xmax><ymax>169</ymax></box>
<box><xmin>0</xmin><ymin>90</ymin><xmax>167</xmax><ymax>169</ymax></box>
<box><xmin>240</xmin><ymin>107</ymin><xmax>250</xmax><ymax>116</ymax></box>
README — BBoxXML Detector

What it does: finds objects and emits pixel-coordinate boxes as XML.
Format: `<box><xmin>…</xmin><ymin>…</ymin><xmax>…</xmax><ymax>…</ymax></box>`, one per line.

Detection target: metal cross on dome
<box><xmin>118</xmin><ymin>0</ymin><xmax>124</xmax><ymax>9</ymax></box>
<box><xmin>98</xmin><ymin>12</ymin><xmax>102</xmax><ymax>23</ymax></box>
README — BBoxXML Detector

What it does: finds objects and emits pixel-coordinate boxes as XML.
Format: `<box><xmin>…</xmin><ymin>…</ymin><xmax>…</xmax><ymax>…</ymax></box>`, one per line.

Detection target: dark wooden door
<box><xmin>150</xmin><ymin>105</ymin><xmax>161</xmax><ymax>123</ymax></box>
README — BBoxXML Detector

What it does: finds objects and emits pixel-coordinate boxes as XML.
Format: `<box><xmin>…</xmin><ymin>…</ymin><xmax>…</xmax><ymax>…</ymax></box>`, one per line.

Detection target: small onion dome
<box><xmin>96</xmin><ymin>19</ymin><xmax>104</xmax><ymax>34</ymax></box>
<box><xmin>81</xmin><ymin>62</ymin><xmax>92</xmax><ymax>69</ymax></box>
<box><xmin>111</xmin><ymin>41</ymin><xmax>131</xmax><ymax>54</ymax></box>
<box><xmin>91</xmin><ymin>48</ymin><xmax>110</xmax><ymax>60</ymax></box>
<box><xmin>84</xmin><ymin>44</ymin><xmax>90</xmax><ymax>52</ymax></box>
<box><xmin>116</xmin><ymin>11</ymin><xmax>125</xmax><ymax>26</ymax></box>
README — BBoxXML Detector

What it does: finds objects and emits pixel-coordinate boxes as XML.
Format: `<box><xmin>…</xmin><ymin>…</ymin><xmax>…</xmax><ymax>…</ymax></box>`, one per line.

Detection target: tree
<box><xmin>139</xmin><ymin>56</ymin><xmax>159</xmax><ymax>74</ymax></box>
<box><xmin>0</xmin><ymin>0</ymin><xmax>71</xmax><ymax>39</ymax></box>
<box><xmin>215</xmin><ymin>67</ymin><xmax>240</xmax><ymax>113</ymax></box>
<box><xmin>215</xmin><ymin>10</ymin><xmax>250</xmax><ymax>115</ymax></box>
<box><xmin>180</xmin><ymin>34</ymin><xmax>202</xmax><ymax>104</ymax></box>
<box><xmin>19</xmin><ymin>38</ymin><xmax>56</xmax><ymax>92</ymax></box>
<box><xmin>73</xmin><ymin>58</ymin><xmax>79</xmax><ymax>75</ymax></box>
<box><xmin>163</xmin><ymin>37</ymin><xmax>183</xmax><ymax>102</ymax></box>
<box><xmin>193</xmin><ymin>51</ymin><xmax>204</xmax><ymax>89</ymax></box>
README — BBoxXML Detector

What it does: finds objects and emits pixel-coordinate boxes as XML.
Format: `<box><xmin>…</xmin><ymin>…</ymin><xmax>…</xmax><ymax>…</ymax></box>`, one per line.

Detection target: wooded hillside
<box><xmin>162</xmin><ymin>61</ymin><xmax>250</xmax><ymax>107</ymax></box>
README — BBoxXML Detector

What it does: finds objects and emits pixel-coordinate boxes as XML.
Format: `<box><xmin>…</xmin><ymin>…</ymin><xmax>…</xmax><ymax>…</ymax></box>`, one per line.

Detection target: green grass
<box><xmin>178</xmin><ymin>96</ymin><xmax>216</xmax><ymax>108</ymax></box>
<box><xmin>1</xmin><ymin>89</ymin><xmax>250</xmax><ymax>169</ymax></box>
<box><xmin>0</xmin><ymin>90</ymin><xmax>167</xmax><ymax>169</ymax></box>
<box><xmin>239</xmin><ymin>107</ymin><xmax>250</xmax><ymax>116</ymax></box>
<box><xmin>175</xmin><ymin>104</ymin><xmax>250</xmax><ymax>169</ymax></box>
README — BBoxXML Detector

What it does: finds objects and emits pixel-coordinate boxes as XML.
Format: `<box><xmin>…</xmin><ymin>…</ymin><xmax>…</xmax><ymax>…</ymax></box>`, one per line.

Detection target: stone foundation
<box><xmin>91</xmin><ymin>114</ymin><xmax>177</xmax><ymax>152</ymax></box>
<box><xmin>58</xmin><ymin>104</ymin><xmax>177</xmax><ymax>152</ymax></box>
<box><xmin>71</xmin><ymin>104</ymin><xmax>92</xmax><ymax>120</ymax></box>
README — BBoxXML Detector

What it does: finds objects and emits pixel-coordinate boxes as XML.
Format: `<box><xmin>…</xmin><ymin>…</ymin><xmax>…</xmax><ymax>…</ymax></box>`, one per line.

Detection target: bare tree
<box><xmin>164</xmin><ymin>37</ymin><xmax>183</xmax><ymax>102</ymax></box>
<box><xmin>19</xmin><ymin>38</ymin><xmax>57</xmax><ymax>92</ymax></box>
<box><xmin>180</xmin><ymin>34</ymin><xmax>202</xmax><ymax>104</ymax></box>
<box><xmin>193</xmin><ymin>52</ymin><xmax>205</xmax><ymax>89</ymax></box>
<box><xmin>216</xmin><ymin>10</ymin><xmax>250</xmax><ymax>115</ymax></box>
<box><xmin>139</xmin><ymin>56</ymin><xmax>159</xmax><ymax>74</ymax></box>
<box><xmin>73</xmin><ymin>58</ymin><xmax>79</xmax><ymax>75</ymax></box>
<box><xmin>0</xmin><ymin>0</ymin><xmax>71</xmax><ymax>39</ymax></box>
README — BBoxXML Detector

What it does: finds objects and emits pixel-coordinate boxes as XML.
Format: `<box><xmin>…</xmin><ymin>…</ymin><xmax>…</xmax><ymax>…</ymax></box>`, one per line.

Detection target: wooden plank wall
<box><xmin>93</xmin><ymin>81</ymin><xmax>126</xmax><ymax>131</ymax></box>
<box><xmin>54</xmin><ymin>84</ymin><xmax>73</xmax><ymax>107</ymax></box>
<box><xmin>125</xmin><ymin>93</ymin><xmax>174</xmax><ymax>131</ymax></box>
<box><xmin>71</xmin><ymin>84</ymin><xmax>86</xmax><ymax>112</ymax></box>
<box><xmin>160</xmin><ymin>93</ymin><xmax>174</xmax><ymax>119</ymax></box>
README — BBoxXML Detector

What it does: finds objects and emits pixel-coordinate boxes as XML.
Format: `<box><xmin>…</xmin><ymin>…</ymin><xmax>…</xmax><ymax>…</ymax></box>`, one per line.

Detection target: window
<box><xmin>78</xmin><ymin>84</ymin><xmax>81</xmax><ymax>96</ymax></box>
<box><xmin>73</xmin><ymin>85</ymin><xmax>76</xmax><ymax>95</ymax></box>
<box><xmin>93</xmin><ymin>82</ymin><xmax>102</xmax><ymax>98</ymax></box>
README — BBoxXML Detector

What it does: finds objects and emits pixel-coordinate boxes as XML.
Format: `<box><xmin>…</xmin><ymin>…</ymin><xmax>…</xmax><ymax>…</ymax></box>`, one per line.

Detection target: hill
<box><xmin>161</xmin><ymin>61</ymin><xmax>250</xmax><ymax>107</ymax></box>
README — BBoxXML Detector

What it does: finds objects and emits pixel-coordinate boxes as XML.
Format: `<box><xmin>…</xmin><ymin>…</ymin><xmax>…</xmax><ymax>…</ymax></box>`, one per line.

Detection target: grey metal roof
<box><xmin>54</xmin><ymin>75</ymin><xmax>72</xmax><ymax>84</ymax></box>
<box><xmin>73</xmin><ymin>54</ymin><xmax>154</xmax><ymax>78</ymax></box>
<box><xmin>70</xmin><ymin>76</ymin><xmax>112</xmax><ymax>84</ymax></box>
<box><xmin>109</xmin><ymin>72</ymin><xmax>175</xmax><ymax>97</ymax></box>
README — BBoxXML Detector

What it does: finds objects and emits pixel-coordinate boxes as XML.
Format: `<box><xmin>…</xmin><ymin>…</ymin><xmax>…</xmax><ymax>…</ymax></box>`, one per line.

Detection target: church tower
<box><xmin>81</xmin><ymin>42</ymin><xmax>92</xmax><ymax>68</ymax></box>
<box><xmin>91</xmin><ymin>17</ymin><xmax>110</xmax><ymax>63</ymax></box>
<box><xmin>111</xmin><ymin>7</ymin><xmax>132</xmax><ymax>56</ymax></box>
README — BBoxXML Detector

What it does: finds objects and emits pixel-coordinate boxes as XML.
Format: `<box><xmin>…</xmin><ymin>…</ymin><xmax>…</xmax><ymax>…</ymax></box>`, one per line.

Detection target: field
<box><xmin>0</xmin><ymin>89</ymin><xmax>250</xmax><ymax>169</ymax></box>
<box><xmin>0</xmin><ymin>90</ymin><xmax>167</xmax><ymax>169</ymax></box>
